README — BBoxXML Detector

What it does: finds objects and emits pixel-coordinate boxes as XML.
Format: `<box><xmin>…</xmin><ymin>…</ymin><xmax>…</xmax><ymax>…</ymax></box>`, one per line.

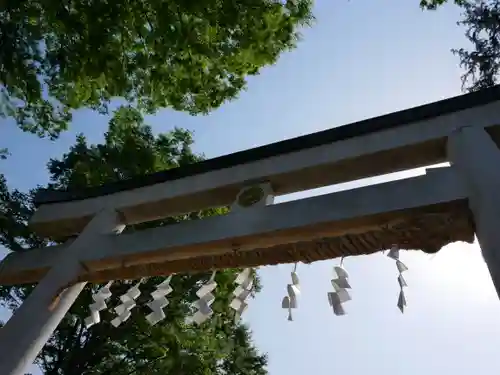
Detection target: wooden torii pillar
<box><xmin>1</xmin><ymin>87</ymin><xmax>500</xmax><ymax>375</ymax></box>
<box><xmin>448</xmin><ymin>125</ymin><xmax>500</xmax><ymax>296</ymax></box>
<box><xmin>0</xmin><ymin>210</ymin><xmax>125</xmax><ymax>375</ymax></box>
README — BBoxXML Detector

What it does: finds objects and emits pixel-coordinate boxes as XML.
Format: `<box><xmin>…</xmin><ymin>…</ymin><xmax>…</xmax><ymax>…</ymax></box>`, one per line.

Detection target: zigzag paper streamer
<box><xmin>230</xmin><ymin>268</ymin><xmax>254</xmax><ymax>321</ymax></box>
<box><xmin>111</xmin><ymin>281</ymin><xmax>142</xmax><ymax>327</ymax></box>
<box><xmin>388</xmin><ymin>245</ymin><xmax>408</xmax><ymax>313</ymax></box>
<box><xmin>327</xmin><ymin>258</ymin><xmax>352</xmax><ymax>316</ymax></box>
<box><xmin>281</xmin><ymin>263</ymin><xmax>300</xmax><ymax>321</ymax></box>
<box><xmin>146</xmin><ymin>275</ymin><xmax>174</xmax><ymax>325</ymax></box>
<box><xmin>84</xmin><ymin>281</ymin><xmax>114</xmax><ymax>328</ymax></box>
<box><xmin>188</xmin><ymin>271</ymin><xmax>217</xmax><ymax>325</ymax></box>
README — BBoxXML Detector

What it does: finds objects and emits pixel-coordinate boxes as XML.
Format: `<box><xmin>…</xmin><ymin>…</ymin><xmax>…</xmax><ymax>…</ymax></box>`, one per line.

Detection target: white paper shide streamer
<box><xmin>111</xmin><ymin>281</ymin><xmax>142</xmax><ymax>327</ymax></box>
<box><xmin>230</xmin><ymin>268</ymin><xmax>254</xmax><ymax>321</ymax></box>
<box><xmin>85</xmin><ymin>281</ymin><xmax>114</xmax><ymax>328</ymax></box>
<box><xmin>146</xmin><ymin>275</ymin><xmax>174</xmax><ymax>325</ymax></box>
<box><xmin>188</xmin><ymin>271</ymin><xmax>217</xmax><ymax>325</ymax></box>
<box><xmin>387</xmin><ymin>245</ymin><xmax>408</xmax><ymax>313</ymax></box>
<box><xmin>82</xmin><ymin>246</ymin><xmax>413</xmax><ymax>330</ymax></box>
<box><xmin>281</xmin><ymin>263</ymin><xmax>300</xmax><ymax>321</ymax></box>
<box><xmin>327</xmin><ymin>259</ymin><xmax>352</xmax><ymax>316</ymax></box>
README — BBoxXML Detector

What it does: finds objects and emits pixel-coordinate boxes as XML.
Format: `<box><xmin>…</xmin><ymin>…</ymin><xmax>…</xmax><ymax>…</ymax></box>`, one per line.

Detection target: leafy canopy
<box><xmin>421</xmin><ymin>0</ymin><xmax>500</xmax><ymax>91</ymax></box>
<box><xmin>0</xmin><ymin>107</ymin><xmax>266</xmax><ymax>375</ymax></box>
<box><xmin>452</xmin><ymin>0</ymin><xmax>500</xmax><ymax>91</ymax></box>
<box><xmin>419</xmin><ymin>0</ymin><xmax>466</xmax><ymax>10</ymax></box>
<box><xmin>0</xmin><ymin>0</ymin><xmax>313</xmax><ymax>139</ymax></box>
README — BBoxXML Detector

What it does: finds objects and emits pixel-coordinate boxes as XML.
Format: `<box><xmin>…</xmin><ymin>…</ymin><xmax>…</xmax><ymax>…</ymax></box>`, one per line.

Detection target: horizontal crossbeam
<box><xmin>0</xmin><ymin>167</ymin><xmax>474</xmax><ymax>285</ymax></box>
<box><xmin>30</xmin><ymin>89</ymin><xmax>500</xmax><ymax>238</ymax></box>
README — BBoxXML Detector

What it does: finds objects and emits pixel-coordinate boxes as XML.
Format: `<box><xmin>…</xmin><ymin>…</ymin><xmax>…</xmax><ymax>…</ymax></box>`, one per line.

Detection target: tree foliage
<box><xmin>0</xmin><ymin>0</ymin><xmax>313</xmax><ymax>139</ymax></box>
<box><xmin>452</xmin><ymin>0</ymin><xmax>500</xmax><ymax>91</ymax></box>
<box><xmin>0</xmin><ymin>107</ymin><xmax>266</xmax><ymax>375</ymax></box>
<box><xmin>421</xmin><ymin>0</ymin><xmax>500</xmax><ymax>92</ymax></box>
<box><xmin>419</xmin><ymin>0</ymin><xmax>466</xmax><ymax>10</ymax></box>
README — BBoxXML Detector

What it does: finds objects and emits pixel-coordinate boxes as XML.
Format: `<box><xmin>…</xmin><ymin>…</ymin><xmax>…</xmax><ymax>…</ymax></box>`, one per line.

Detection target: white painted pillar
<box><xmin>0</xmin><ymin>209</ymin><xmax>125</xmax><ymax>375</ymax></box>
<box><xmin>447</xmin><ymin>126</ymin><xmax>500</xmax><ymax>298</ymax></box>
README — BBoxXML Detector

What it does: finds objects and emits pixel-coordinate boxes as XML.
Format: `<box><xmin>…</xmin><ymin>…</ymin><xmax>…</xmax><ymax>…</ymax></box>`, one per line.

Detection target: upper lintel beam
<box><xmin>30</xmin><ymin>96</ymin><xmax>500</xmax><ymax>237</ymax></box>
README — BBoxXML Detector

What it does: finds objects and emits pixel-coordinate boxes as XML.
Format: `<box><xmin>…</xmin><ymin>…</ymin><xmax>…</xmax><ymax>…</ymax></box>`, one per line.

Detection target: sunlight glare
<box><xmin>423</xmin><ymin>240</ymin><xmax>497</xmax><ymax>300</ymax></box>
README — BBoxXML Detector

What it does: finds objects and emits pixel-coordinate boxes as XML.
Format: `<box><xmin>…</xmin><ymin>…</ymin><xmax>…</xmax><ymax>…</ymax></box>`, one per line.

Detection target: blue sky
<box><xmin>2</xmin><ymin>0</ymin><xmax>500</xmax><ymax>374</ymax></box>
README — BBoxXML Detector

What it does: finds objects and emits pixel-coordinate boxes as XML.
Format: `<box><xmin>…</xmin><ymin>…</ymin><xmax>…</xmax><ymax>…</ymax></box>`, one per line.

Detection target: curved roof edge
<box><xmin>34</xmin><ymin>85</ymin><xmax>500</xmax><ymax>206</ymax></box>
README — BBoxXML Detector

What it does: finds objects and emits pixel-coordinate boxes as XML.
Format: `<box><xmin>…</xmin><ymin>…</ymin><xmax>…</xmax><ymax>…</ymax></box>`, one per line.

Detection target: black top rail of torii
<box><xmin>33</xmin><ymin>84</ymin><xmax>500</xmax><ymax>207</ymax></box>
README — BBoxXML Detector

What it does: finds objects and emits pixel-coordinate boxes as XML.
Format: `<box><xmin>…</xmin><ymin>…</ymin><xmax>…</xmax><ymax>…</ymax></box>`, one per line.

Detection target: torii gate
<box><xmin>1</xmin><ymin>86</ymin><xmax>500</xmax><ymax>375</ymax></box>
